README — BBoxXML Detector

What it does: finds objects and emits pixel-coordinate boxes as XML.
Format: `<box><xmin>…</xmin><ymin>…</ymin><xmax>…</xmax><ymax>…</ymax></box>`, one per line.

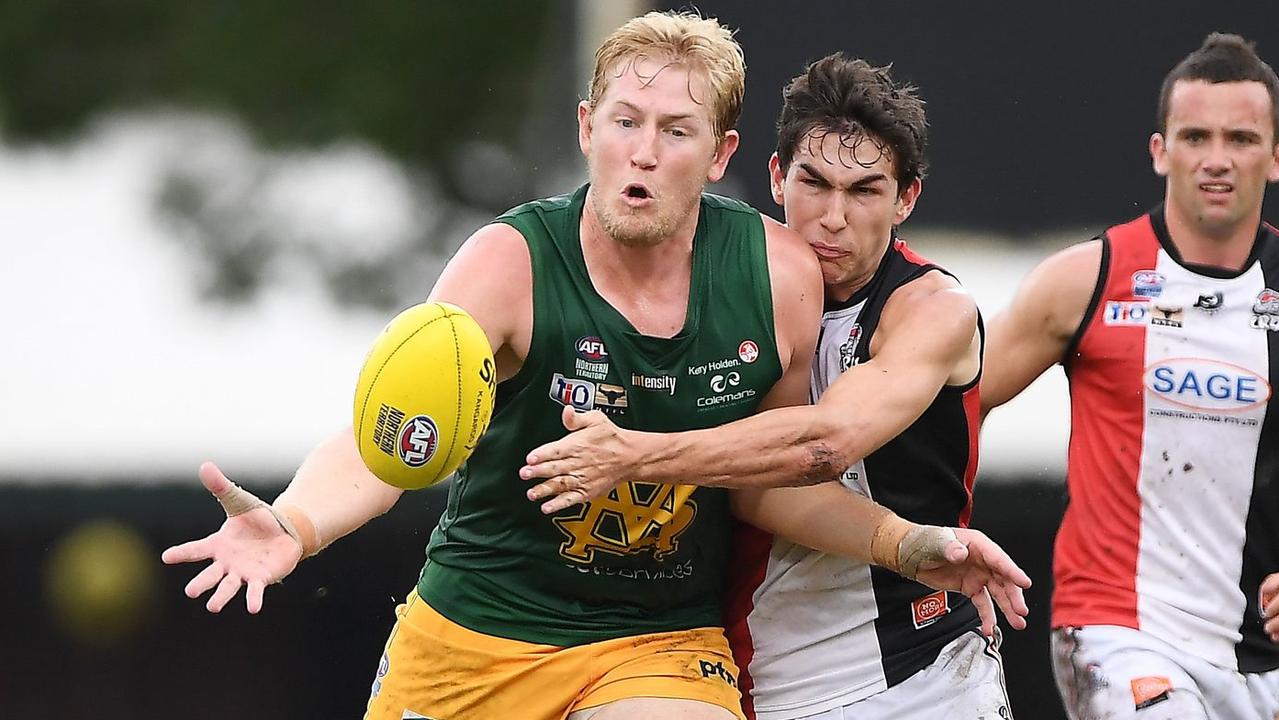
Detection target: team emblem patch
<box><xmin>398</xmin><ymin>415</ymin><xmax>439</xmax><ymax>467</ymax></box>
<box><xmin>839</xmin><ymin>324</ymin><xmax>863</xmax><ymax>370</ymax></box>
<box><xmin>1131</xmin><ymin>270</ymin><xmax>1165</xmax><ymax>298</ymax></box>
<box><xmin>738</xmin><ymin>340</ymin><xmax>759</xmax><ymax>363</ymax></box>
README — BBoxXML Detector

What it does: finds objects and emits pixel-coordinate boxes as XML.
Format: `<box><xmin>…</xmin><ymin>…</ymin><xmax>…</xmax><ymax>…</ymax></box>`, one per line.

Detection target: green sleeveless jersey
<box><xmin>418</xmin><ymin>184</ymin><xmax>781</xmax><ymax>646</ymax></box>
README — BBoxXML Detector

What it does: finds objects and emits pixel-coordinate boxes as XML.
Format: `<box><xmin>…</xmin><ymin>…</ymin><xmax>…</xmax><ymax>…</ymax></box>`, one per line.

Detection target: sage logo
<box><xmin>710</xmin><ymin>372</ymin><xmax>740</xmax><ymax>393</ymax></box>
<box><xmin>1144</xmin><ymin>358</ymin><xmax>1270</xmax><ymax>412</ymax></box>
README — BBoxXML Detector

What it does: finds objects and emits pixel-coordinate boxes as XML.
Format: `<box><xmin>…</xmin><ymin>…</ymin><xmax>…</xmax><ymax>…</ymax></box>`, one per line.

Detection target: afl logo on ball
<box><xmin>738</xmin><ymin>340</ymin><xmax>759</xmax><ymax>364</ymax></box>
<box><xmin>398</xmin><ymin>415</ymin><xmax>439</xmax><ymax>467</ymax></box>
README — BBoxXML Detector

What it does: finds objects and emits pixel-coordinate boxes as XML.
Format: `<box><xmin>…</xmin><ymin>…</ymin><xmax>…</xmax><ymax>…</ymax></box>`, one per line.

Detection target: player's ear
<box><xmin>1150</xmin><ymin>132</ymin><xmax>1169</xmax><ymax>177</ymax></box>
<box><xmin>768</xmin><ymin>153</ymin><xmax>785</xmax><ymax>207</ymax></box>
<box><xmin>707</xmin><ymin>129</ymin><xmax>740</xmax><ymax>184</ymax></box>
<box><xmin>578</xmin><ymin>101</ymin><xmax>594</xmax><ymax>157</ymax></box>
<box><xmin>894</xmin><ymin>177</ymin><xmax>923</xmax><ymax>225</ymax></box>
<box><xmin>1268</xmin><ymin>139</ymin><xmax>1279</xmax><ymax>183</ymax></box>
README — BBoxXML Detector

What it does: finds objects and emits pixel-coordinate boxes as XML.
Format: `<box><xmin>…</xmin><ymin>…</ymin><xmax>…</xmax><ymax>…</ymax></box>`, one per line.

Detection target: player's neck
<box><xmin>1163</xmin><ymin>198</ymin><xmax>1261</xmax><ymax>271</ymax></box>
<box><xmin>579</xmin><ymin>203</ymin><xmax>697</xmax><ymax>338</ymax></box>
<box><xmin>579</xmin><ymin>203</ymin><xmax>697</xmax><ymax>286</ymax></box>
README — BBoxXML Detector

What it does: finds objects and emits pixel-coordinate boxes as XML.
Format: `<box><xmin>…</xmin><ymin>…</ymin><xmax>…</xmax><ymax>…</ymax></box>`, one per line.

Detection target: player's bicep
<box><xmin>816</xmin><ymin>288</ymin><xmax>975</xmax><ymax>454</ymax></box>
<box><xmin>428</xmin><ymin>223</ymin><xmax>532</xmax><ymax>379</ymax></box>
<box><xmin>759</xmin><ymin>218</ymin><xmax>822</xmax><ymax>411</ymax></box>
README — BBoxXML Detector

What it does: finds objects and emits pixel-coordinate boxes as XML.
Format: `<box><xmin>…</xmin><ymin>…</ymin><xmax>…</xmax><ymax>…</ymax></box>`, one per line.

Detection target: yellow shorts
<box><xmin>364</xmin><ymin>591</ymin><xmax>745</xmax><ymax>720</ymax></box>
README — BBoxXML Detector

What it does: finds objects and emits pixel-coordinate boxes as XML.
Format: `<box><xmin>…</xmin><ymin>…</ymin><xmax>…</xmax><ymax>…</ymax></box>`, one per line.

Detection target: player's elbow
<box><xmin>791</xmin><ymin>410</ymin><xmax>856</xmax><ymax>485</ymax></box>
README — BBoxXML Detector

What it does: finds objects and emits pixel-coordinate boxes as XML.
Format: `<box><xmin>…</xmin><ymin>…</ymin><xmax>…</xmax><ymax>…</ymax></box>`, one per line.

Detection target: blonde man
<box><xmin>164</xmin><ymin>12</ymin><xmax>1027</xmax><ymax>720</ymax></box>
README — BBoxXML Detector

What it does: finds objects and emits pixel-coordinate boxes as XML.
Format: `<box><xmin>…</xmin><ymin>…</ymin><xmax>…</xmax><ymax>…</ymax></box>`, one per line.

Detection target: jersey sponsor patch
<box><xmin>550</xmin><ymin>373</ymin><xmax>596</xmax><ymax>410</ymax></box>
<box><xmin>911</xmin><ymin>589</ymin><xmax>951</xmax><ymax>629</ymax></box>
<box><xmin>1149</xmin><ymin>304</ymin><xmax>1184</xmax><ymax>328</ymax></box>
<box><xmin>631</xmin><ymin>373</ymin><xmax>677</xmax><ymax>395</ymax></box>
<box><xmin>1132</xmin><ymin>270</ymin><xmax>1165</xmax><ymax>298</ymax></box>
<box><xmin>738</xmin><ymin>339</ymin><xmax>759</xmax><ymax>363</ymax></box>
<box><xmin>594</xmin><ymin>383</ymin><xmax>628</xmax><ymax>414</ymax></box>
<box><xmin>1143</xmin><ymin>358</ymin><xmax>1270</xmax><ymax>412</ymax></box>
<box><xmin>1103</xmin><ymin>300</ymin><xmax>1150</xmax><ymax>326</ymax></box>
<box><xmin>1193</xmin><ymin>291</ymin><xmax>1223</xmax><ymax>312</ymax></box>
<box><xmin>1130</xmin><ymin>676</ymin><xmax>1173</xmax><ymax>710</ymax></box>
<box><xmin>1251</xmin><ymin>288</ymin><xmax>1279</xmax><ymax>330</ymax></box>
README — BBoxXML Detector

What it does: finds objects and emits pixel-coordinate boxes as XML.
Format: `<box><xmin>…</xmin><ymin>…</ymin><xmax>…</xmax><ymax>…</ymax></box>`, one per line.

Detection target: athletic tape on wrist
<box><xmin>898</xmin><ymin>525</ymin><xmax>959</xmax><ymax>579</ymax></box>
<box><xmin>213</xmin><ymin>480</ymin><xmax>319</xmax><ymax>557</ymax></box>
<box><xmin>870</xmin><ymin>516</ymin><xmax>958</xmax><ymax>580</ymax></box>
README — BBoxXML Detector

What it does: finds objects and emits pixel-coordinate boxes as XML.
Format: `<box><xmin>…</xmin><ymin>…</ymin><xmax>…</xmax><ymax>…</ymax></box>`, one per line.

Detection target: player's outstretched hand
<box><xmin>521</xmin><ymin>406</ymin><xmax>634</xmax><ymax>514</ymax></box>
<box><xmin>161</xmin><ymin>462</ymin><xmax>304</xmax><ymax>614</ymax></box>
<box><xmin>912</xmin><ymin>527</ymin><xmax>1032</xmax><ymax>636</ymax></box>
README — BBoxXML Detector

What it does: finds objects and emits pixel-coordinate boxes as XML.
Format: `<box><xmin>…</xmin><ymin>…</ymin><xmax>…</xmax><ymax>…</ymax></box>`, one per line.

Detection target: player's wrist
<box><xmin>869</xmin><ymin>513</ymin><xmax>915</xmax><ymax>575</ymax></box>
<box><xmin>271</xmin><ymin>504</ymin><xmax>322</xmax><ymax>558</ymax></box>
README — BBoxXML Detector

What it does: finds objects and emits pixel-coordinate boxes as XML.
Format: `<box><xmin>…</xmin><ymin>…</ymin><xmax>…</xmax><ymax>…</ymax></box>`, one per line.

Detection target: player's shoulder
<box><xmin>461</xmin><ymin>222</ymin><xmax>533</xmax><ymax>264</ymax></box>
<box><xmin>1021</xmin><ymin>238</ymin><xmax>1104</xmax><ymax>299</ymax></box>
<box><xmin>761</xmin><ymin>215</ymin><xmax>822</xmax><ymax>290</ymax></box>
<box><xmin>891</xmin><ymin>269</ymin><xmax>978</xmax><ymax>326</ymax></box>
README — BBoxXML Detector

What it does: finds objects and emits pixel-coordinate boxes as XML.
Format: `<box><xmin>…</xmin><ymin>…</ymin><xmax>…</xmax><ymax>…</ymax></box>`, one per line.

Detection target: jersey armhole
<box><xmin>1061</xmin><ymin>235</ymin><xmax>1110</xmax><ymax>370</ymax></box>
<box><xmin>489</xmin><ymin>218</ymin><xmax>543</xmax><ymax>398</ymax></box>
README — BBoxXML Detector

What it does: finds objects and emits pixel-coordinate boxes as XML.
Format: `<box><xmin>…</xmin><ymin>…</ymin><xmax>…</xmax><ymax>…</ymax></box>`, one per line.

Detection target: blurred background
<box><xmin>3</xmin><ymin>1</ymin><xmax>1277</xmax><ymax>716</ymax></box>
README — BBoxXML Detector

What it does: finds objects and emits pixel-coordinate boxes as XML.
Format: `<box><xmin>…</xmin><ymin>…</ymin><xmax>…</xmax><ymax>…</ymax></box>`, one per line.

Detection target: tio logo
<box><xmin>549</xmin><ymin>373</ymin><xmax>596</xmax><ymax>411</ymax></box>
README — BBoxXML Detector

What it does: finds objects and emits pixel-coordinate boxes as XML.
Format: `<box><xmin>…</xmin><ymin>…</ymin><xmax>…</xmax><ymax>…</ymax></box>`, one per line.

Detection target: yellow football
<box><xmin>353</xmin><ymin>302</ymin><xmax>496</xmax><ymax>489</ymax></box>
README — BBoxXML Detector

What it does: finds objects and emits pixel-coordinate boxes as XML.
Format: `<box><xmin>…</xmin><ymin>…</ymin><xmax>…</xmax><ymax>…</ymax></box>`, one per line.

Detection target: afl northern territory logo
<box><xmin>398</xmin><ymin>415</ymin><xmax>439</xmax><ymax>467</ymax></box>
<box><xmin>575</xmin><ymin>335</ymin><xmax>609</xmax><ymax>361</ymax></box>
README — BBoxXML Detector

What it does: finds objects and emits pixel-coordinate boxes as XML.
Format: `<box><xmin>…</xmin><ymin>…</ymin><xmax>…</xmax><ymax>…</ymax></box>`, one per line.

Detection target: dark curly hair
<box><xmin>1157</xmin><ymin>33</ymin><xmax>1279</xmax><ymax>138</ymax></box>
<box><xmin>775</xmin><ymin>53</ymin><xmax>928</xmax><ymax>190</ymax></box>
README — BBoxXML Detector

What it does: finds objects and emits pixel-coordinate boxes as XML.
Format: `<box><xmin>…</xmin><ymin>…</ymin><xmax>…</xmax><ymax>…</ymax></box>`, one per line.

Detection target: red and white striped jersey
<box><xmin>724</xmin><ymin>238</ymin><xmax>983</xmax><ymax>719</ymax></box>
<box><xmin>1055</xmin><ymin>206</ymin><xmax>1279</xmax><ymax>673</ymax></box>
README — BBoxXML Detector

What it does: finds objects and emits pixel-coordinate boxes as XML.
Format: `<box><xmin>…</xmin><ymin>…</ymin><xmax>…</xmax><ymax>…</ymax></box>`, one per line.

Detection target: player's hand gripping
<box><xmin>522</xmin><ymin>406</ymin><xmax>634</xmax><ymax>514</ymax></box>
<box><xmin>161</xmin><ymin>462</ymin><xmax>305</xmax><ymax>614</ymax></box>
<box><xmin>877</xmin><ymin>521</ymin><xmax>1032</xmax><ymax>636</ymax></box>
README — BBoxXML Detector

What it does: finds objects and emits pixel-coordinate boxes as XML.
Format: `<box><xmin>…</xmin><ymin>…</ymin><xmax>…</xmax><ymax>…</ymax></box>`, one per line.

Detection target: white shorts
<box><xmin>1051</xmin><ymin>625</ymin><xmax>1279</xmax><ymax>720</ymax></box>
<box><xmin>789</xmin><ymin>630</ymin><xmax>1011</xmax><ymax>720</ymax></box>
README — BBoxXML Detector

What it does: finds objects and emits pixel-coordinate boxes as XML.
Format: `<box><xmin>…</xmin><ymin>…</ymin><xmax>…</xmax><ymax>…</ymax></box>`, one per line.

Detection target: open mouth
<box><xmin>622</xmin><ymin>183</ymin><xmax>652</xmax><ymax>202</ymax></box>
<box><xmin>1199</xmin><ymin>182</ymin><xmax>1233</xmax><ymax>195</ymax></box>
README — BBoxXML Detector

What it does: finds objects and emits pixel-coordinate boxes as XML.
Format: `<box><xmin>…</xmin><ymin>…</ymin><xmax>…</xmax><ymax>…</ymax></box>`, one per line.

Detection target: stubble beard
<box><xmin>591</xmin><ymin>191</ymin><xmax>700</xmax><ymax>248</ymax></box>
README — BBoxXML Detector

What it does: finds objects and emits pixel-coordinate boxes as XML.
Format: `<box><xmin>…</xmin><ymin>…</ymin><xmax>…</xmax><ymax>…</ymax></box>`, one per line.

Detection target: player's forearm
<box><xmin>732</xmin><ymin>482</ymin><xmax>894</xmax><ymax>562</ymax></box>
<box><xmin>272</xmin><ymin>427</ymin><xmax>403</xmax><ymax>555</ymax></box>
<box><xmin>633</xmin><ymin>405</ymin><xmax>861</xmax><ymax>489</ymax></box>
